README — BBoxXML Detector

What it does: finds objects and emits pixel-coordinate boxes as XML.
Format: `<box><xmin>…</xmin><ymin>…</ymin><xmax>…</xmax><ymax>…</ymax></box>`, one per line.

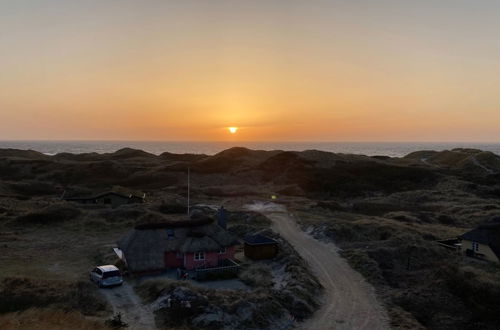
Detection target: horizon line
<box><xmin>1</xmin><ymin>139</ymin><xmax>500</xmax><ymax>144</ymax></box>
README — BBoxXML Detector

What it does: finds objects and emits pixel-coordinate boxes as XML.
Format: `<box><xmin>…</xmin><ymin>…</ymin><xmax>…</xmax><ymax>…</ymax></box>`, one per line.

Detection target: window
<box><xmin>194</xmin><ymin>251</ymin><xmax>205</xmax><ymax>261</ymax></box>
<box><xmin>102</xmin><ymin>270</ymin><xmax>121</xmax><ymax>279</ymax></box>
<box><xmin>167</xmin><ymin>229</ymin><xmax>175</xmax><ymax>239</ymax></box>
<box><xmin>472</xmin><ymin>242</ymin><xmax>479</xmax><ymax>252</ymax></box>
<box><xmin>218</xmin><ymin>247</ymin><xmax>226</xmax><ymax>254</ymax></box>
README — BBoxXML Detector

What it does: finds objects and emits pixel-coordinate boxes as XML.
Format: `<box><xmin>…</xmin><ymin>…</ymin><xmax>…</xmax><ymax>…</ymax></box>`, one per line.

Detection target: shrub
<box><xmin>135</xmin><ymin>279</ymin><xmax>191</xmax><ymax>302</ymax></box>
<box><xmin>238</xmin><ymin>264</ymin><xmax>273</xmax><ymax>287</ymax></box>
<box><xmin>0</xmin><ymin>277</ymin><xmax>108</xmax><ymax>316</ymax></box>
<box><xmin>445</xmin><ymin>265</ymin><xmax>500</xmax><ymax>321</ymax></box>
<box><xmin>341</xmin><ymin>249</ymin><xmax>384</xmax><ymax>284</ymax></box>
<box><xmin>0</xmin><ymin>308</ymin><xmax>108</xmax><ymax>330</ymax></box>
<box><xmin>105</xmin><ymin>313</ymin><xmax>128</xmax><ymax>328</ymax></box>
<box><xmin>17</xmin><ymin>205</ymin><xmax>81</xmax><ymax>224</ymax></box>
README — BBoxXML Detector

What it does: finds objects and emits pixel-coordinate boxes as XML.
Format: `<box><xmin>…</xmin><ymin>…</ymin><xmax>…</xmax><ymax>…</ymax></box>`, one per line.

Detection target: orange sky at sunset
<box><xmin>1</xmin><ymin>1</ymin><xmax>500</xmax><ymax>142</ymax></box>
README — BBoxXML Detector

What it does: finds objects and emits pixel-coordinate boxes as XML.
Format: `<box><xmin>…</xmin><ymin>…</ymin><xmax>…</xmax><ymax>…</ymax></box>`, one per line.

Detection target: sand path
<box><xmin>247</xmin><ymin>202</ymin><xmax>389</xmax><ymax>330</ymax></box>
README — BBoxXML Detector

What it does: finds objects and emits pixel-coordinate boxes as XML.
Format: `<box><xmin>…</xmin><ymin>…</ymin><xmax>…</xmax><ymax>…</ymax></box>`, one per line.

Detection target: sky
<box><xmin>1</xmin><ymin>0</ymin><xmax>500</xmax><ymax>142</ymax></box>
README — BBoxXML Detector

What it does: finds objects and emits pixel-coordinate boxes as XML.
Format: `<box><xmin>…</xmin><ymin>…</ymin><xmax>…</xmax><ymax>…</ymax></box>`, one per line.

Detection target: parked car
<box><xmin>90</xmin><ymin>265</ymin><xmax>123</xmax><ymax>287</ymax></box>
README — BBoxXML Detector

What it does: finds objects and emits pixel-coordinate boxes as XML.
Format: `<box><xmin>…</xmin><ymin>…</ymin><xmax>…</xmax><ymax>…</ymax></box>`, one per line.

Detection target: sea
<box><xmin>1</xmin><ymin>141</ymin><xmax>500</xmax><ymax>157</ymax></box>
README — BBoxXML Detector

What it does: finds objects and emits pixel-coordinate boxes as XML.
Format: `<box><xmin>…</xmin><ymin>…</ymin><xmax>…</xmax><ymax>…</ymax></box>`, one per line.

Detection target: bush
<box><xmin>158</xmin><ymin>203</ymin><xmax>187</xmax><ymax>214</ymax></box>
<box><xmin>7</xmin><ymin>181</ymin><xmax>59</xmax><ymax>196</ymax></box>
<box><xmin>0</xmin><ymin>308</ymin><xmax>108</xmax><ymax>330</ymax></box>
<box><xmin>135</xmin><ymin>279</ymin><xmax>189</xmax><ymax>303</ymax></box>
<box><xmin>16</xmin><ymin>205</ymin><xmax>81</xmax><ymax>224</ymax></box>
<box><xmin>341</xmin><ymin>249</ymin><xmax>384</xmax><ymax>284</ymax></box>
<box><xmin>238</xmin><ymin>264</ymin><xmax>273</xmax><ymax>287</ymax></box>
<box><xmin>0</xmin><ymin>277</ymin><xmax>108</xmax><ymax>316</ymax></box>
<box><xmin>445</xmin><ymin>265</ymin><xmax>500</xmax><ymax>322</ymax></box>
<box><xmin>105</xmin><ymin>313</ymin><xmax>128</xmax><ymax>328</ymax></box>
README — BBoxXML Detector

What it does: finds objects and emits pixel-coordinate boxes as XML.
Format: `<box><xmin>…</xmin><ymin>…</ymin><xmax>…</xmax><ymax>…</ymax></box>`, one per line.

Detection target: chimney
<box><xmin>216</xmin><ymin>206</ymin><xmax>228</xmax><ymax>229</ymax></box>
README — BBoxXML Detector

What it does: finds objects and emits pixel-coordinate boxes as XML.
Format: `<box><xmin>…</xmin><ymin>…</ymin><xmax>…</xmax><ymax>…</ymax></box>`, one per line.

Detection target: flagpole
<box><xmin>187</xmin><ymin>167</ymin><xmax>190</xmax><ymax>217</ymax></box>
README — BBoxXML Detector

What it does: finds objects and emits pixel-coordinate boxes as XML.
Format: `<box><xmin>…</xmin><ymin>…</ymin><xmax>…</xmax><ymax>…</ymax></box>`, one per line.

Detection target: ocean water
<box><xmin>1</xmin><ymin>140</ymin><xmax>500</xmax><ymax>157</ymax></box>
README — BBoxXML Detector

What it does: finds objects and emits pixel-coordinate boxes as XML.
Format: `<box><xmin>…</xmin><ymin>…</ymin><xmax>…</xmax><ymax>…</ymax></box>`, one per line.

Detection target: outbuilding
<box><xmin>461</xmin><ymin>220</ymin><xmax>500</xmax><ymax>263</ymax></box>
<box><xmin>63</xmin><ymin>186</ymin><xmax>145</xmax><ymax>207</ymax></box>
<box><xmin>243</xmin><ymin>234</ymin><xmax>279</xmax><ymax>260</ymax></box>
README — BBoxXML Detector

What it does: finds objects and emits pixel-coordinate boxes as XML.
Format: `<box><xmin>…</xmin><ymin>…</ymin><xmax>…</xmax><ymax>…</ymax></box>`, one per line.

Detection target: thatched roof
<box><xmin>117</xmin><ymin>219</ymin><xmax>239</xmax><ymax>272</ymax></box>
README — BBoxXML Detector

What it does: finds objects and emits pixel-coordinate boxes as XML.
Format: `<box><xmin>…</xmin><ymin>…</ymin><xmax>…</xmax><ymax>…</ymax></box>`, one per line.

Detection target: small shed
<box><xmin>461</xmin><ymin>221</ymin><xmax>500</xmax><ymax>263</ymax></box>
<box><xmin>63</xmin><ymin>186</ymin><xmax>145</xmax><ymax>207</ymax></box>
<box><xmin>243</xmin><ymin>234</ymin><xmax>278</xmax><ymax>260</ymax></box>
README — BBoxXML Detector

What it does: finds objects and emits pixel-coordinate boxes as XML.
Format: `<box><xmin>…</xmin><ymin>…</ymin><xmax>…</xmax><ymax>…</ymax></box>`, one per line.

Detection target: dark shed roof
<box><xmin>243</xmin><ymin>234</ymin><xmax>278</xmax><ymax>246</ymax></box>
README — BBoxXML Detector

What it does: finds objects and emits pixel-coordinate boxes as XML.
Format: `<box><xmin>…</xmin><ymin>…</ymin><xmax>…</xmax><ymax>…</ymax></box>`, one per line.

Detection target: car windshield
<box><xmin>102</xmin><ymin>270</ymin><xmax>121</xmax><ymax>278</ymax></box>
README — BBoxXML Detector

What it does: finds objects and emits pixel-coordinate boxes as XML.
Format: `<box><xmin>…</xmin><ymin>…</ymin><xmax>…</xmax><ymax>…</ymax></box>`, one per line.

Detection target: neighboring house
<box><xmin>63</xmin><ymin>187</ymin><xmax>145</xmax><ymax>207</ymax></box>
<box><xmin>243</xmin><ymin>234</ymin><xmax>279</xmax><ymax>260</ymax></box>
<box><xmin>461</xmin><ymin>222</ymin><xmax>500</xmax><ymax>263</ymax></box>
<box><xmin>115</xmin><ymin>217</ymin><xmax>240</xmax><ymax>274</ymax></box>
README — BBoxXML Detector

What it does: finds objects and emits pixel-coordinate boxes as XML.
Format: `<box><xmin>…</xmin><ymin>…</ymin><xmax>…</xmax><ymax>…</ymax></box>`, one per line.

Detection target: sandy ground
<box><xmin>137</xmin><ymin>269</ymin><xmax>251</xmax><ymax>291</ymax></box>
<box><xmin>100</xmin><ymin>281</ymin><xmax>155</xmax><ymax>330</ymax></box>
<box><xmin>99</xmin><ymin>273</ymin><xmax>249</xmax><ymax>329</ymax></box>
<box><xmin>248</xmin><ymin>202</ymin><xmax>390</xmax><ymax>330</ymax></box>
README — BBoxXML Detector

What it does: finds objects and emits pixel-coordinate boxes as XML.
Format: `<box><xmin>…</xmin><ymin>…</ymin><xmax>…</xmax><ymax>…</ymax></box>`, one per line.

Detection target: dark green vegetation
<box><xmin>293</xmin><ymin>148</ymin><xmax>500</xmax><ymax>329</ymax></box>
<box><xmin>0</xmin><ymin>277</ymin><xmax>108</xmax><ymax>316</ymax></box>
<box><xmin>2</xmin><ymin>146</ymin><xmax>500</xmax><ymax>329</ymax></box>
<box><xmin>137</xmin><ymin>279</ymin><xmax>289</xmax><ymax>329</ymax></box>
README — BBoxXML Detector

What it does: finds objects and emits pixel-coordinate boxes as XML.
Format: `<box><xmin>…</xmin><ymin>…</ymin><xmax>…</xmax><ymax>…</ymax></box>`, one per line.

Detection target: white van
<box><xmin>90</xmin><ymin>265</ymin><xmax>123</xmax><ymax>287</ymax></box>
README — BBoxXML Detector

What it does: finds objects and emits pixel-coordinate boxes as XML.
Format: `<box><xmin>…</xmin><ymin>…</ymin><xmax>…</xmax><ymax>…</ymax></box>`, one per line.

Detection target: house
<box><xmin>461</xmin><ymin>220</ymin><xmax>500</xmax><ymax>263</ymax></box>
<box><xmin>436</xmin><ymin>237</ymin><xmax>461</xmax><ymax>251</ymax></box>
<box><xmin>63</xmin><ymin>187</ymin><xmax>145</xmax><ymax>207</ymax></box>
<box><xmin>243</xmin><ymin>234</ymin><xmax>279</xmax><ymax>260</ymax></box>
<box><xmin>115</xmin><ymin>216</ymin><xmax>240</xmax><ymax>274</ymax></box>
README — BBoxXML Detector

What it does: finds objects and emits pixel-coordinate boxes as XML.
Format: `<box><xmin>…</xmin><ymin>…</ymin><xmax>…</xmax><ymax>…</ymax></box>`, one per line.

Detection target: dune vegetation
<box><xmin>2</xmin><ymin>146</ymin><xmax>500</xmax><ymax>328</ymax></box>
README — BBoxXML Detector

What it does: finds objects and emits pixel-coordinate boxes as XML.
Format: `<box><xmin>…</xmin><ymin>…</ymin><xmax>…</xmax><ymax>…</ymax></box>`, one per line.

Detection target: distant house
<box><xmin>461</xmin><ymin>221</ymin><xmax>500</xmax><ymax>262</ymax></box>
<box><xmin>115</xmin><ymin>217</ymin><xmax>240</xmax><ymax>274</ymax></box>
<box><xmin>243</xmin><ymin>234</ymin><xmax>279</xmax><ymax>260</ymax></box>
<box><xmin>63</xmin><ymin>187</ymin><xmax>145</xmax><ymax>207</ymax></box>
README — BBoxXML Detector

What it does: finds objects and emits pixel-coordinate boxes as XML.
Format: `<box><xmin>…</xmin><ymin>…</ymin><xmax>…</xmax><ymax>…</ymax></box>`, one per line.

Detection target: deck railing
<box><xmin>195</xmin><ymin>259</ymin><xmax>240</xmax><ymax>279</ymax></box>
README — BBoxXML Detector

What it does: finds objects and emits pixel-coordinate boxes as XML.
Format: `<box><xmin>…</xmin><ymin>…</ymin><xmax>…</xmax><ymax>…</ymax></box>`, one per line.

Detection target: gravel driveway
<box><xmin>100</xmin><ymin>281</ymin><xmax>156</xmax><ymax>329</ymax></box>
<box><xmin>252</xmin><ymin>202</ymin><xmax>390</xmax><ymax>330</ymax></box>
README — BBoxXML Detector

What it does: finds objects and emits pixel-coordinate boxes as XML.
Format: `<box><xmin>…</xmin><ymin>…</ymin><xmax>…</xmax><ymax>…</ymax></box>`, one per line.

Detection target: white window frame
<box><xmin>472</xmin><ymin>241</ymin><xmax>479</xmax><ymax>252</ymax></box>
<box><xmin>218</xmin><ymin>247</ymin><xmax>227</xmax><ymax>254</ymax></box>
<box><xmin>194</xmin><ymin>251</ymin><xmax>205</xmax><ymax>261</ymax></box>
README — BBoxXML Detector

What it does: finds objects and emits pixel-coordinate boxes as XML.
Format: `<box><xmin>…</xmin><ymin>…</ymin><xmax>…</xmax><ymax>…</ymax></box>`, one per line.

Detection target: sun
<box><xmin>228</xmin><ymin>127</ymin><xmax>238</xmax><ymax>134</ymax></box>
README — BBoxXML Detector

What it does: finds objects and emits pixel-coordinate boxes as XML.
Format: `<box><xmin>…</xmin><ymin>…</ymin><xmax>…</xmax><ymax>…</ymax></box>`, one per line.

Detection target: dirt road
<box><xmin>100</xmin><ymin>281</ymin><xmax>156</xmax><ymax>329</ymax></box>
<box><xmin>248</xmin><ymin>202</ymin><xmax>389</xmax><ymax>330</ymax></box>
